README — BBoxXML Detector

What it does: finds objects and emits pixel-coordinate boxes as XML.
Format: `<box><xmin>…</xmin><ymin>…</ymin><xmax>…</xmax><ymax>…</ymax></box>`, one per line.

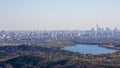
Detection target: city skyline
<box><xmin>0</xmin><ymin>0</ymin><xmax>120</xmax><ymax>30</ymax></box>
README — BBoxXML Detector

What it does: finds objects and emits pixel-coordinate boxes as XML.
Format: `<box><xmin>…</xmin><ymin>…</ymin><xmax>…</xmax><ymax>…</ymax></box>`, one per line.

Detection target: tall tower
<box><xmin>95</xmin><ymin>20</ymin><xmax>99</xmax><ymax>37</ymax></box>
<box><xmin>96</xmin><ymin>23</ymin><xmax>99</xmax><ymax>31</ymax></box>
<box><xmin>96</xmin><ymin>19</ymin><xmax>99</xmax><ymax>31</ymax></box>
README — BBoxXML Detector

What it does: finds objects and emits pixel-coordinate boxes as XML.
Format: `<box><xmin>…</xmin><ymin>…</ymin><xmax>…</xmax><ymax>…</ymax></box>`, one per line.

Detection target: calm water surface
<box><xmin>64</xmin><ymin>44</ymin><xmax>117</xmax><ymax>54</ymax></box>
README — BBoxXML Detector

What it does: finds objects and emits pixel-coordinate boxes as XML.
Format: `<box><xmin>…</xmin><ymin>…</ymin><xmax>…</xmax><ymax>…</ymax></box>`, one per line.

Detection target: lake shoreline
<box><xmin>64</xmin><ymin>44</ymin><xmax>118</xmax><ymax>55</ymax></box>
<box><xmin>73</xmin><ymin>42</ymin><xmax>120</xmax><ymax>50</ymax></box>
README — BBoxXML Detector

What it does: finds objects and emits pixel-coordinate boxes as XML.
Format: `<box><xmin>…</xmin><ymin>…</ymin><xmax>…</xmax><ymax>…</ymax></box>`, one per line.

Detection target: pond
<box><xmin>64</xmin><ymin>44</ymin><xmax>117</xmax><ymax>54</ymax></box>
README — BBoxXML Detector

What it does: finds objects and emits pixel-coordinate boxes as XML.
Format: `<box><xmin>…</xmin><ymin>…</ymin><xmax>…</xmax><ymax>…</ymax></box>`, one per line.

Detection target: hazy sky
<box><xmin>0</xmin><ymin>0</ymin><xmax>120</xmax><ymax>30</ymax></box>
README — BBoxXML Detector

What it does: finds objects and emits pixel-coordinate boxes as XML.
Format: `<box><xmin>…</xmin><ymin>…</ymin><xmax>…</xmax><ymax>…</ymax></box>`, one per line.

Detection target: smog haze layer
<box><xmin>0</xmin><ymin>0</ymin><xmax>120</xmax><ymax>30</ymax></box>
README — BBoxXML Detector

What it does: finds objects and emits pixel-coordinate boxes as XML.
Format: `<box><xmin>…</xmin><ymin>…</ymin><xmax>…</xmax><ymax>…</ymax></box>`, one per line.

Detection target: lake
<box><xmin>64</xmin><ymin>44</ymin><xmax>117</xmax><ymax>54</ymax></box>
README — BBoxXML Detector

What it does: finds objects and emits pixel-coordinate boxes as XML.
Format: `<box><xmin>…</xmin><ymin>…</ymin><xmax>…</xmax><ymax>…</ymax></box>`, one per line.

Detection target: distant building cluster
<box><xmin>82</xmin><ymin>27</ymin><xmax>120</xmax><ymax>38</ymax></box>
<box><xmin>0</xmin><ymin>27</ymin><xmax>120</xmax><ymax>41</ymax></box>
<box><xmin>0</xmin><ymin>30</ymin><xmax>81</xmax><ymax>41</ymax></box>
